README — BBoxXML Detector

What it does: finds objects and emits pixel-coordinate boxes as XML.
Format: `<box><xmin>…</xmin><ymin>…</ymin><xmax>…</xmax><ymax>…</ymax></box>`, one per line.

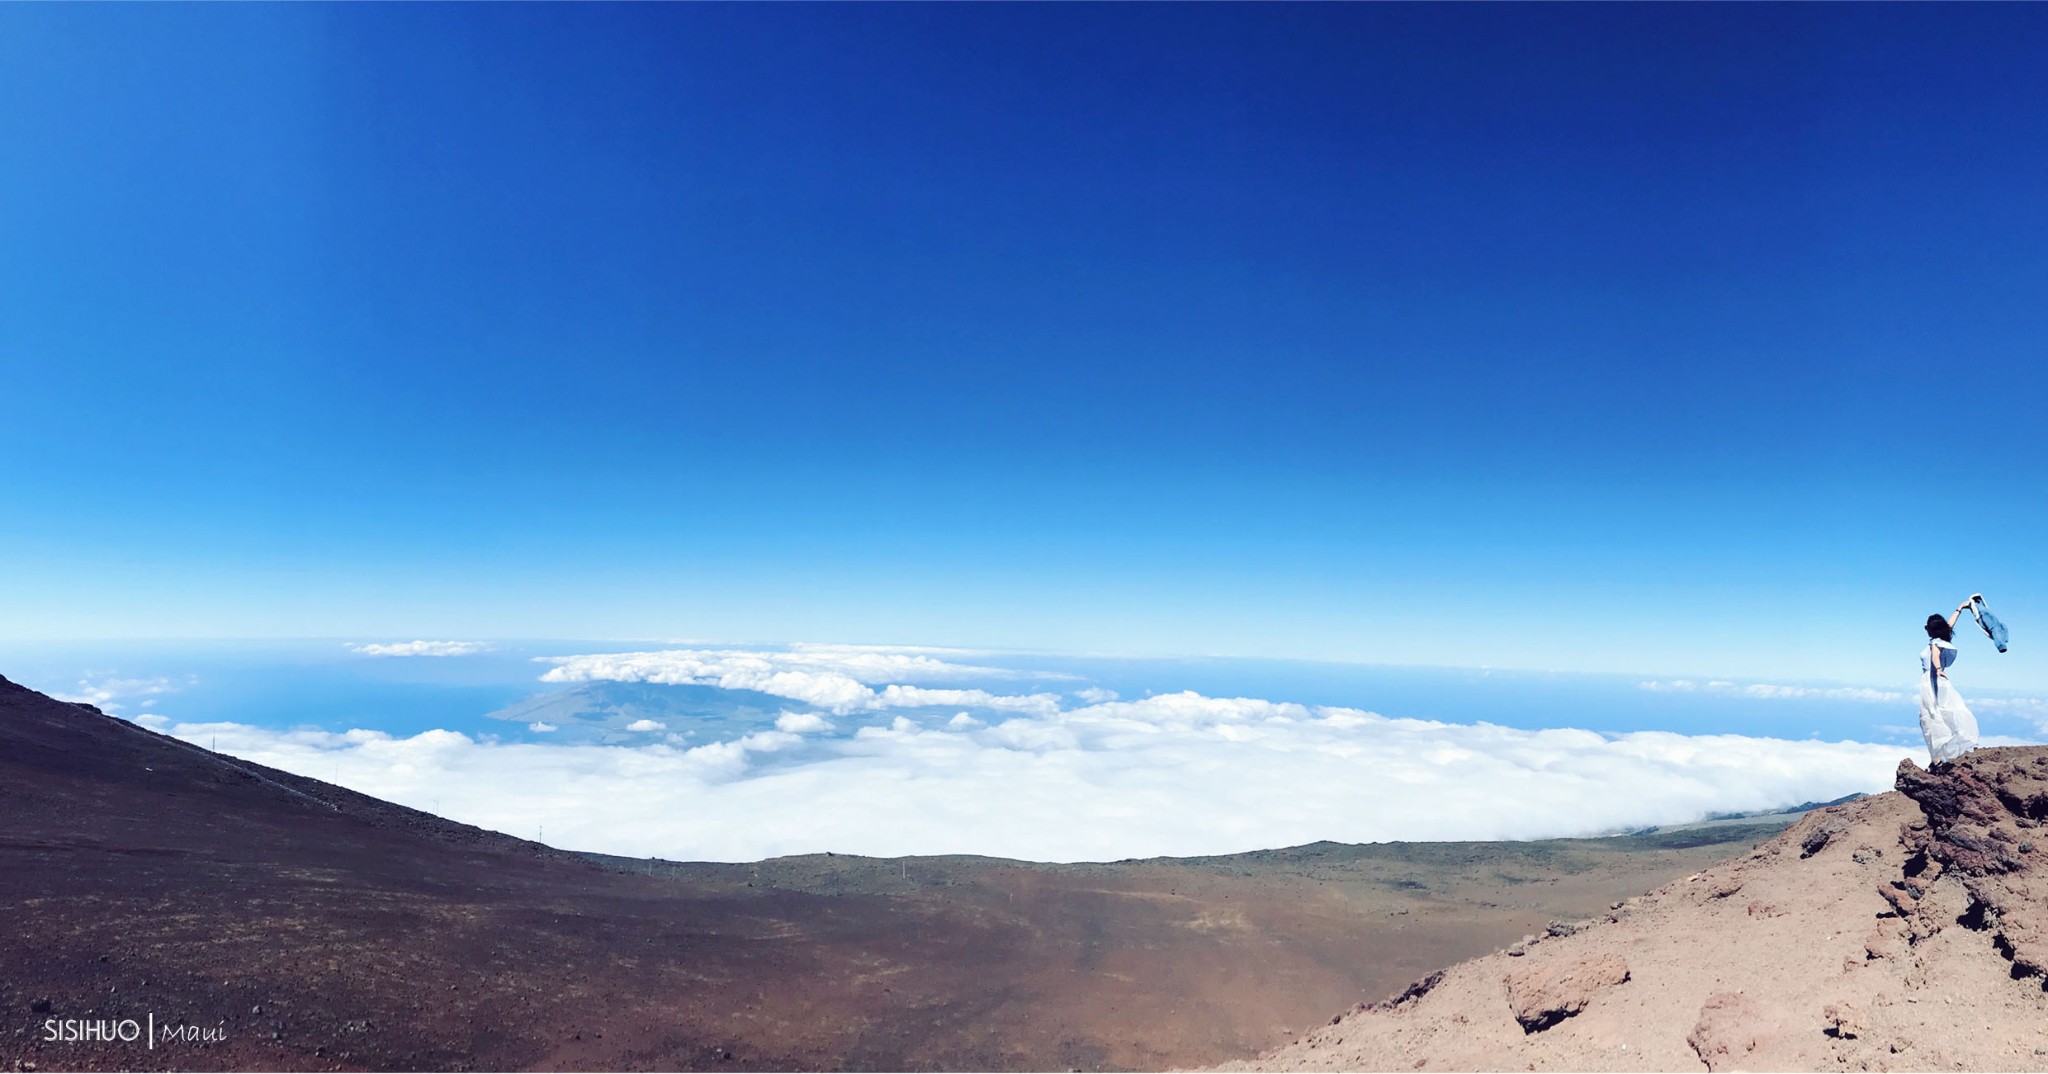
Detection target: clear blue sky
<box><xmin>3</xmin><ymin>4</ymin><xmax>2045</xmax><ymax>687</ymax></box>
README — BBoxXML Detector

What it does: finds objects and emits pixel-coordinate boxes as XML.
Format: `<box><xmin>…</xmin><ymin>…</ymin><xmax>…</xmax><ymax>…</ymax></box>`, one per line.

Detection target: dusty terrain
<box><xmin>1226</xmin><ymin>747</ymin><xmax>2048</xmax><ymax>1073</ymax></box>
<box><xmin>2</xmin><ymin>672</ymin><xmax>1792</xmax><ymax>1072</ymax></box>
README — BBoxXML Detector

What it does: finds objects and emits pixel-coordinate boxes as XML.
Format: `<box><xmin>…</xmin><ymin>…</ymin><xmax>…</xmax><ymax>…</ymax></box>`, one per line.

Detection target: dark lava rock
<box><xmin>1896</xmin><ymin>747</ymin><xmax>2048</xmax><ymax>982</ymax></box>
<box><xmin>1376</xmin><ymin>969</ymin><xmax>1445</xmax><ymax>1011</ymax></box>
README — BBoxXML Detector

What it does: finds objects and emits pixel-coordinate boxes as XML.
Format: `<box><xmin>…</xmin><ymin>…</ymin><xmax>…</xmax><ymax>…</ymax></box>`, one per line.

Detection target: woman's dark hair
<box><xmin>1925</xmin><ymin>614</ymin><xmax>1954</xmax><ymax>642</ymax></box>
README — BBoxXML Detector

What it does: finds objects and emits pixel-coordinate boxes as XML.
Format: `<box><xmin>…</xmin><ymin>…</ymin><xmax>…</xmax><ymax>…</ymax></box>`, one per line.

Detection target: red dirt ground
<box><xmin>1225</xmin><ymin>748</ymin><xmax>2048</xmax><ymax>1072</ymax></box>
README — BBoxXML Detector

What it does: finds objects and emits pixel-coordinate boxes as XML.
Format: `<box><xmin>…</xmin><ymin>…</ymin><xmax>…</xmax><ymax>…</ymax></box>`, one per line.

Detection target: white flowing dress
<box><xmin>1918</xmin><ymin>638</ymin><xmax>1979</xmax><ymax>764</ymax></box>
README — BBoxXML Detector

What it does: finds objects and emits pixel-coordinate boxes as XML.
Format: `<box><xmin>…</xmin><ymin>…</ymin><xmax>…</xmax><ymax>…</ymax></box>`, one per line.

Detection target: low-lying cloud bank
<box><xmin>1636</xmin><ymin>678</ymin><xmax>2048</xmax><ymax>735</ymax></box>
<box><xmin>145</xmin><ymin>687</ymin><xmax>1911</xmax><ymax>863</ymax></box>
<box><xmin>350</xmin><ymin>640</ymin><xmax>491</xmax><ymax>657</ymax></box>
<box><xmin>1638</xmin><ymin>679</ymin><xmax>1909</xmax><ymax>703</ymax></box>
<box><xmin>1973</xmin><ymin>696</ymin><xmax>2048</xmax><ymax>732</ymax></box>
<box><xmin>538</xmin><ymin>646</ymin><xmax>1066</xmax><ymax>715</ymax></box>
<box><xmin>55</xmin><ymin>675</ymin><xmax>182</xmax><ymax>713</ymax></box>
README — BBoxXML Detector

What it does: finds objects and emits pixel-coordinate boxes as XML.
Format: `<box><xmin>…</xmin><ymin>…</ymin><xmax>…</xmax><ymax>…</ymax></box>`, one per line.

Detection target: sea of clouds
<box><xmin>113</xmin><ymin>643</ymin><xmax>1939</xmax><ymax>863</ymax></box>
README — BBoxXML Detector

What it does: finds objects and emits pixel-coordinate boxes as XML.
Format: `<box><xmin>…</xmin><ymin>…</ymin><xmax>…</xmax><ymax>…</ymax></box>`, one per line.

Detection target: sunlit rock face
<box><xmin>1896</xmin><ymin>746</ymin><xmax>2048</xmax><ymax>982</ymax></box>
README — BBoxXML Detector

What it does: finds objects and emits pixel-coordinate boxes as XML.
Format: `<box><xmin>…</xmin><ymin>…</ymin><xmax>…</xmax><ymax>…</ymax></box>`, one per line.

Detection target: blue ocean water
<box><xmin>2</xmin><ymin>639</ymin><xmax>2039</xmax><ymax>751</ymax></box>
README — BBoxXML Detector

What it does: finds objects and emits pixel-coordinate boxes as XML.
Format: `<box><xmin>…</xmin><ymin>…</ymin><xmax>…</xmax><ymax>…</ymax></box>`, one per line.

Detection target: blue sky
<box><xmin>4</xmin><ymin>5</ymin><xmax>2046</xmax><ymax>688</ymax></box>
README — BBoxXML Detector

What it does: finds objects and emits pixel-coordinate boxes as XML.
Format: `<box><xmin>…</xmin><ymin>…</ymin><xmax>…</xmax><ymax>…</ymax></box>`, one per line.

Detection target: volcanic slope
<box><xmin>1225</xmin><ymin>746</ymin><xmax>2048</xmax><ymax>1073</ymax></box>
<box><xmin>6</xmin><ymin>673</ymin><xmax>1793</xmax><ymax>1072</ymax></box>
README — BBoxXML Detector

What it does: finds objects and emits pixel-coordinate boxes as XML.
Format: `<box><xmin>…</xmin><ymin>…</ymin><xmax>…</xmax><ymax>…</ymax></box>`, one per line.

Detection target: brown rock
<box><xmin>1823</xmin><ymin>1002</ymin><xmax>1867</xmax><ymax>1039</ymax></box>
<box><xmin>1799</xmin><ymin>822</ymin><xmax>1838</xmax><ymax>858</ymax></box>
<box><xmin>1896</xmin><ymin>756</ymin><xmax>2028</xmax><ymax>875</ymax></box>
<box><xmin>1503</xmin><ymin>952</ymin><xmax>1629</xmax><ymax>1033</ymax></box>
<box><xmin>1687</xmin><ymin>991</ymin><xmax>1768</xmax><ymax>1071</ymax></box>
<box><xmin>1896</xmin><ymin>749</ymin><xmax>2048</xmax><ymax>982</ymax></box>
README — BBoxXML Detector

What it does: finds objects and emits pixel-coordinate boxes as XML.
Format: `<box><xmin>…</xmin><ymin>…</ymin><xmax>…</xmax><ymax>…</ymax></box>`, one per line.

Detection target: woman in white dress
<box><xmin>1919</xmin><ymin>598</ymin><xmax>1981</xmax><ymax>765</ymax></box>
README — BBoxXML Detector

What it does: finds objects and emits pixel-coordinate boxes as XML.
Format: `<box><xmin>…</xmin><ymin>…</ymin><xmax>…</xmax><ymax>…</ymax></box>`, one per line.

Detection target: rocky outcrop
<box><xmin>1375</xmin><ymin>970</ymin><xmax>1445</xmax><ymax>1011</ymax></box>
<box><xmin>1896</xmin><ymin>747</ymin><xmax>2048</xmax><ymax>985</ymax></box>
<box><xmin>1503</xmin><ymin>953</ymin><xmax>1629</xmax><ymax>1032</ymax></box>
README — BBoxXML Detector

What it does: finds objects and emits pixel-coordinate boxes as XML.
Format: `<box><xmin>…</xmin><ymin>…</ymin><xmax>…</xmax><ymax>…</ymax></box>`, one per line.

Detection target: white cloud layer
<box><xmin>160</xmin><ymin>689</ymin><xmax>1915</xmax><ymax>864</ymax></box>
<box><xmin>774</xmin><ymin>712</ymin><xmax>833</xmax><ymax>734</ymax></box>
<box><xmin>53</xmin><ymin>676</ymin><xmax>183</xmax><ymax>713</ymax></box>
<box><xmin>787</xmin><ymin>642</ymin><xmax>997</xmax><ymax>657</ymax></box>
<box><xmin>1972</xmin><ymin>696</ymin><xmax>2048</xmax><ymax>735</ymax></box>
<box><xmin>1972</xmin><ymin>696</ymin><xmax>2048</xmax><ymax>715</ymax></box>
<box><xmin>350</xmin><ymin>641</ymin><xmax>490</xmax><ymax>657</ymax></box>
<box><xmin>1638</xmin><ymin>679</ymin><xmax>1909</xmax><ymax>703</ymax></box>
<box><xmin>538</xmin><ymin>646</ymin><xmax>1063</xmax><ymax>715</ymax></box>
